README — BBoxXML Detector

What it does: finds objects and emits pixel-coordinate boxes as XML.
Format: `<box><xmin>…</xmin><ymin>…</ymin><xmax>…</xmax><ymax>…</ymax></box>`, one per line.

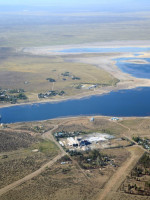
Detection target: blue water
<box><xmin>1</xmin><ymin>87</ymin><xmax>150</xmax><ymax>124</ymax></box>
<box><xmin>116</xmin><ymin>58</ymin><xmax>150</xmax><ymax>79</ymax></box>
<box><xmin>59</xmin><ymin>47</ymin><xmax>150</xmax><ymax>53</ymax></box>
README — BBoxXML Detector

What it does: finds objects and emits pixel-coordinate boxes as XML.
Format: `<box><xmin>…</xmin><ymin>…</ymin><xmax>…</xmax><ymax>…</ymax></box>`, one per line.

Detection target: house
<box><xmin>90</xmin><ymin>117</ymin><xmax>94</xmax><ymax>122</ymax></box>
<box><xmin>59</xmin><ymin>141</ymin><xmax>64</xmax><ymax>147</ymax></box>
<box><xmin>111</xmin><ymin>117</ymin><xmax>119</xmax><ymax>121</ymax></box>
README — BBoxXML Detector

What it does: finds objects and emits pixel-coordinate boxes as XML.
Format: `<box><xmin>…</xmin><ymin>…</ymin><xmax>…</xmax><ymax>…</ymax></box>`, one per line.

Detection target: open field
<box><xmin>0</xmin><ymin>116</ymin><xmax>150</xmax><ymax>199</ymax></box>
<box><xmin>119</xmin><ymin>118</ymin><xmax>150</xmax><ymax>138</ymax></box>
<box><xmin>0</xmin><ymin>130</ymin><xmax>38</xmax><ymax>152</ymax></box>
<box><xmin>0</xmin><ymin>148</ymin><xmax>130</xmax><ymax>200</ymax></box>
<box><xmin>0</xmin><ymin>127</ymin><xmax>59</xmax><ymax>190</ymax></box>
<box><xmin>0</xmin><ymin>12</ymin><xmax>150</xmax><ymax>47</ymax></box>
<box><xmin>0</xmin><ymin>49</ymin><xmax>119</xmax><ymax>104</ymax></box>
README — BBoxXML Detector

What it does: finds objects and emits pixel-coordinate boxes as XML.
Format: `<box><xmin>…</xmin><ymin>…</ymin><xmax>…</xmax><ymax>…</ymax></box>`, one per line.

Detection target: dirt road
<box><xmin>96</xmin><ymin>146</ymin><xmax>144</xmax><ymax>200</ymax></box>
<box><xmin>43</xmin><ymin>125</ymin><xmax>93</xmax><ymax>184</ymax></box>
<box><xmin>0</xmin><ymin>152</ymin><xmax>65</xmax><ymax>197</ymax></box>
<box><xmin>0</xmin><ymin>125</ymin><xmax>65</xmax><ymax>197</ymax></box>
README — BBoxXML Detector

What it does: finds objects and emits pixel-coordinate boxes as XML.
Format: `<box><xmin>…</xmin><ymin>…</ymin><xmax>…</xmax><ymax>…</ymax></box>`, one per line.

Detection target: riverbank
<box><xmin>1</xmin><ymin>87</ymin><xmax>150</xmax><ymax>124</ymax></box>
<box><xmin>1</xmin><ymin>77</ymin><xmax>150</xmax><ymax>109</ymax></box>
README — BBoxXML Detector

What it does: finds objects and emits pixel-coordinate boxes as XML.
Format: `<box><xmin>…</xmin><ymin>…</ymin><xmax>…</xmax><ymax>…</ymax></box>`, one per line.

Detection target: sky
<box><xmin>0</xmin><ymin>0</ymin><xmax>149</xmax><ymax>12</ymax></box>
<box><xmin>0</xmin><ymin>0</ymin><xmax>149</xmax><ymax>5</ymax></box>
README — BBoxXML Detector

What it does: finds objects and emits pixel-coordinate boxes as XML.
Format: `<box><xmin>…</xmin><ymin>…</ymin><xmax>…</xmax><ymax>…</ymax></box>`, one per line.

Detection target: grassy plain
<box><xmin>119</xmin><ymin>118</ymin><xmax>150</xmax><ymax>138</ymax></box>
<box><xmin>0</xmin><ymin>52</ymin><xmax>118</xmax><ymax>102</ymax></box>
<box><xmin>0</xmin><ymin>12</ymin><xmax>150</xmax><ymax>47</ymax></box>
<box><xmin>0</xmin><ymin>129</ymin><xmax>59</xmax><ymax>189</ymax></box>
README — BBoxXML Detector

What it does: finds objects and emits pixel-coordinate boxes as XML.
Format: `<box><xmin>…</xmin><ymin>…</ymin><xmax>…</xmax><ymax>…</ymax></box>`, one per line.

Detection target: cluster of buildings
<box><xmin>38</xmin><ymin>90</ymin><xmax>65</xmax><ymax>98</ymax></box>
<box><xmin>56</xmin><ymin>130</ymin><xmax>114</xmax><ymax>151</ymax></box>
<box><xmin>81</xmin><ymin>84</ymin><xmax>97</xmax><ymax>90</ymax></box>
<box><xmin>67</xmin><ymin>137</ymin><xmax>91</xmax><ymax>148</ymax></box>
<box><xmin>59</xmin><ymin>136</ymin><xmax>92</xmax><ymax>150</ymax></box>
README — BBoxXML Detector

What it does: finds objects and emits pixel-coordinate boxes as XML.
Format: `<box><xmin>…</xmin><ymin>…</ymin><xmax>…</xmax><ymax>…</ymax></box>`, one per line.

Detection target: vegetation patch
<box><xmin>38</xmin><ymin>90</ymin><xmax>65</xmax><ymax>98</ymax></box>
<box><xmin>32</xmin><ymin>140</ymin><xmax>59</xmax><ymax>157</ymax></box>
<box><xmin>0</xmin><ymin>130</ymin><xmax>37</xmax><ymax>152</ymax></box>
<box><xmin>69</xmin><ymin>149</ymin><xmax>115</xmax><ymax>169</ymax></box>
<box><xmin>132</xmin><ymin>136</ymin><xmax>150</xmax><ymax>150</ymax></box>
<box><xmin>120</xmin><ymin>153</ymin><xmax>150</xmax><ymax>196</ymax></box>
<box><xmin>46</xmin><ymin>78</ymin><xmax>56</xmax><ymax>82</ymax></box>
<box><xmin>0</xmin><ymin>88</ymin><xmax>27</xmax><ymax>104</ymax></box>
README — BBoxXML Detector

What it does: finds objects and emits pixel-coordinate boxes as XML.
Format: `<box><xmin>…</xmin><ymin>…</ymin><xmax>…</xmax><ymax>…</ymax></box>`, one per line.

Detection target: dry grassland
<box><xmin>0</xmin><ymin>54</ymin><xmax>118</xmax><ymax>102</ymax></box>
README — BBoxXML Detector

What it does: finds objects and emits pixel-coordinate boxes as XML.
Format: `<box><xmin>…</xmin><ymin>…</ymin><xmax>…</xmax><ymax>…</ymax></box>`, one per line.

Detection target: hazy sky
<box><xmin>0</xmin><ymin>0</ymin><xmax>149</xmax><ymax>12</ymax></box>
<box><xmin>0</xmin><ymin>0</ymin><xmax>149</xmax><ymax>5</ymax></box>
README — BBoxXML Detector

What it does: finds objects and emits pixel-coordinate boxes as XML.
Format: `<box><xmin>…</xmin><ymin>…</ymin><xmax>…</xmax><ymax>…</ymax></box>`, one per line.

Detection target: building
<box><xmin>59</xmin><ymin>141</ymin><xmax>64</xmax><ymax>147</ymax></box>
<box><xmin>111</xmin><ymin>117</ymin><xmax>119</xmax><ymax>121</ymax></box>
<box><xmin>90</xmin><ymin>117</ymin><xmax>94</xmax><ymax>122</ymax></box>
<box><xmin>67</xmin><ymin>137</ymin><xmax>78</xmax><ymax>146</ymax></box>
<box><xmin>80</xmin><ymin>140</ymin><xmax>91</xmax><ymax>147</ymax></box>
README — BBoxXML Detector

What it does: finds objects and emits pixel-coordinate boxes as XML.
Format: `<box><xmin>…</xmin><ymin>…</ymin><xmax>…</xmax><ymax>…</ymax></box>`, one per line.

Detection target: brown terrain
<box><xmin>0</xmin><ymin>116</ymin><xmax>150</xmax><ymax>200</ymax></box>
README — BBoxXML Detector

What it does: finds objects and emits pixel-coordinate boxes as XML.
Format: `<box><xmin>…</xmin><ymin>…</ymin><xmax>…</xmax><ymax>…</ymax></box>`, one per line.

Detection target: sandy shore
<box><xmin>21</xmin><ymin>40</ymin><xmax>150</xmax><ymax>56</ymax></box>
<box><xmin>123</xmin><ymin>59</ymin><xmax>149</xmax><ymax>64</ymax></box>
<box><xmin>0</xmin><ymin>76</ymin><xmax>150</xmax><ymax>109</ymax></box>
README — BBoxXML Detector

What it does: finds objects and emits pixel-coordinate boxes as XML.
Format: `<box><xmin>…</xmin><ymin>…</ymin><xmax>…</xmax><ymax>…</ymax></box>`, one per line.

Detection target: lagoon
<box><xmin>116</xmin><ymin>58</ymin><xmax>150</xmax><ymax>79</ymax></box>
<box><xmin>59</xmin><ymin>47</ymin><xmax>150</xmax><ymax>79</ymax></box>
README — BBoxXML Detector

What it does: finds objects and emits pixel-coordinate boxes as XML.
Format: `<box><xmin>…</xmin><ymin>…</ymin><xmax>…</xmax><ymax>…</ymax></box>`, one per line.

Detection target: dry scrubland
<box><xmin>0</xmin><ymin>127</ymin><xmax>59</xmax><ymax>190</ymax></box>
<box><xmin>0</xmin><ymin>116</ymin><xmax>150</xmax><ymax>200</ymax></box>
<box><xmin>0</xmin><ymin>148</ymin><xmax>129</xmax><ymax>200</ymax></box>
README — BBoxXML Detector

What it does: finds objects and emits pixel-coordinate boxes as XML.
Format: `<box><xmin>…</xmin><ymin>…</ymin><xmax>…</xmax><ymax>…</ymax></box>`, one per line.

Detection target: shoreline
<box><xmin>0</xmin><ymin>85</ymin><xmax>122</xmax><ymax>109</ymax></box>
<box><xmin>0</xmin><ymin>79</ymin><xmax>150</xmax><ymax>109</ymax></box>
<box><xmin>21</xmin><ymin>40</ymin><xmax>150</xmax><ymax>56</ymax></box>
<box><xmin>1</xmin><ymin>111</ymin><xmax>150</xmax><ymax>126</ymax></box>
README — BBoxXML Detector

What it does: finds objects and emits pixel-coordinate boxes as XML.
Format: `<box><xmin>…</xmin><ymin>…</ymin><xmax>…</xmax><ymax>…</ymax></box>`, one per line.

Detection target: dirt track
<box><xmin>0</xmin><ymin>125</ymin><xmax>66</xmax><ymax>197</ymax></box>
<box><xmin>96</xmin><ymin>146</ymin><xmax>144</xmax><ymax>200</ymax></box>
<box><xmin>0</xmin><ymin>122</ymin><xmax>91</xmax><ymax>197</ymax></box>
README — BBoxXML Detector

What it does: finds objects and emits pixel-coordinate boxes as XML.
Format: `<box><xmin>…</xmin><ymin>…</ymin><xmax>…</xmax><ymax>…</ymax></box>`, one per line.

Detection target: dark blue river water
<box><xmin>0</xmin><ymin>87</ymin><xmax>150</xmax><ymax>124</ymax></box>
